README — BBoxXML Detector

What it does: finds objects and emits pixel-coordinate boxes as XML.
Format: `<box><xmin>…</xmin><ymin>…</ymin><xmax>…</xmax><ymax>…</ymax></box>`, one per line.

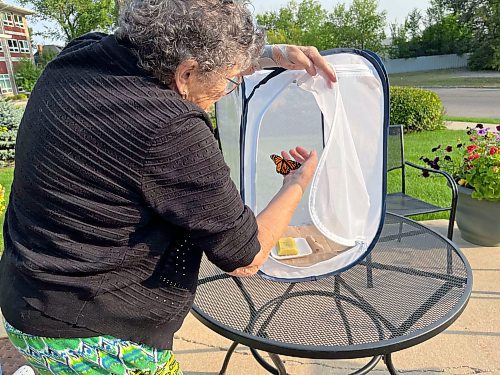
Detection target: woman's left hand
<box><xmin>244</xmin><ymin>44</ymin><xmax>337</xmax><ymax>85</ymax></box>
<box><xmin>271</xmin><ymin>45</ymin><xmax>337</xmax><ymax>84</ymax></box>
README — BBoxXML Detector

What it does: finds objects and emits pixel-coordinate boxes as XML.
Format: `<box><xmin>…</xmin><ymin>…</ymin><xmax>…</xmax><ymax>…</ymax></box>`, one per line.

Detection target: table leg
<box><xmin>348</xmin><ymin>356</ymin><xmax>382</xmax><ymax>375</ymax></box>
<box><xmin>219</xmin><ymin>341</ymin><xmax>239</xmax><ymax>375</ymax></box>
<box><xmin>219</xmin><ymin>344</ymin><xmax>288</xmax><ymax>375</ymax></box>
<box><xmin>366</xmin><ymin>253</ymin><xmax>374</xmax><ymax>289</ymax></box>
<box><xmin>269</xmin><ymin>353</ymin><xmax>287</xmax><ymax>375</ymax></box>
<box><xmin>250</xmin><ymin>348</ymin><xmax>287</xmax><ymax>375</ymax></box>
<box><xmin>221</xmin><ymin>345</ymin><xmax>397</xmax><ymax>375</ymax></box>
<box><xmin>383</xmin><ymin>354</ymin><xmax>399</xmax><ymax>375</ymax></box>
<box><xmin>447</xmin><ymin>247</ymin><xmax>453</xmax><ymax>275</ymax></box>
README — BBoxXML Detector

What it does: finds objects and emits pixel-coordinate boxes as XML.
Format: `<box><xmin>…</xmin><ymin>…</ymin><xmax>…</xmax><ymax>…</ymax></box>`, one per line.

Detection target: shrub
<box><xmin>3</xmin><ymin>94</ymin><xmax>28</xmax><ymax>101</ymax></box>
<box><xmin>15</xmin><ymin>58</ymin><xmax>43</xmax><ymax>93</ymax></box>
<box><xmin>0</xmin><ymin>101</ymin><xmax>23</xmax><ymax>165</ymax></box>
<box><xmin>390</xmin><ymin>86</ymin><xmax>445</xmax><ymax>132</ymax></box>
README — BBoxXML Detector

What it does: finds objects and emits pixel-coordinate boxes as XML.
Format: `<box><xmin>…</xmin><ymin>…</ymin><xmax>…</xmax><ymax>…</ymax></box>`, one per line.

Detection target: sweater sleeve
<box><xmin>141</xmin><ymin>113</ymin><xmax>261</xmax><ymax>272</ymax></box>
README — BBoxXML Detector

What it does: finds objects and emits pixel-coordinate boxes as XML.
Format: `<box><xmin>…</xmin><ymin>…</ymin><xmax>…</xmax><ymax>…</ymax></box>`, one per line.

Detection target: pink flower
<box><xmin>490</xmin><ymin>147</ymin><xmax>499</xmax><ymax>155</ymax></box>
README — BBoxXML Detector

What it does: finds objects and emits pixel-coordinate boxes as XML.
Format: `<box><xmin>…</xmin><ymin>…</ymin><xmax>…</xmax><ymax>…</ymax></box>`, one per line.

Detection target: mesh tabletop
<box><xmin>192</xmin><ymin>214</ymin><xmax>472</xmax><ymax>359</ymax></box>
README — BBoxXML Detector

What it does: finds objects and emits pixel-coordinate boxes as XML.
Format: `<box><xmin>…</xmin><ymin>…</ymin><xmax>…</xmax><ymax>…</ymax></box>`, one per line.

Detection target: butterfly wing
<box><xmin>279</xmin><ymin>161</ymin><xmax>290</xmax><ymax>175</ymax></box>
<box><xmin>270</xmin><ymin>154</ymin><xmax>285</xmax><ymax>174</ymax></box>
<box><xmin>270</xmin><ymin>154</ymin><xmax>301</xmax><ymax>176</ymax></box>
<box><xmin>270</xmin><ymin>154</ymin><xmax>282</xmax><ymax>164</ymax></box>
<box><xmin>286</xmin><ymin>159</ymin><xmax>302</xmax><ymax>171</ymax></box>
<box><xmin>281</xmin><ymin>159</ymin><xmax>301</xmax><ymax>175</ymax></box>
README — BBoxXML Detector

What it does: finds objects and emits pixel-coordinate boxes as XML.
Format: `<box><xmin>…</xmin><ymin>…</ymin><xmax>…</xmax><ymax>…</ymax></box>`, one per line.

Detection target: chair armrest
<box><xmin>404</xmin><ymin>161</ymin><xmax>458</xmax><ymax>198</ymax></box>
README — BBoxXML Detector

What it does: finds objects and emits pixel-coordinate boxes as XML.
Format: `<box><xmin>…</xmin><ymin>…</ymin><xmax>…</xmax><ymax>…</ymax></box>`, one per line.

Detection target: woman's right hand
<box><xmin>281</xmin><ymin>147</ymin><xmax>318</xmax><ymax>192</ymax></box>
<box><xmin>228</xmin><ymin>146</ymin><xmax>318</xmax><ymax>278</ymax></box>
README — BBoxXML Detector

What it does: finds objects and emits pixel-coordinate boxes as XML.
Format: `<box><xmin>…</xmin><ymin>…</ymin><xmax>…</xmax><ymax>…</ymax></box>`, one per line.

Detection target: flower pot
<box><xmin>456</xmin><ymin>186</ymin><xmax>500</xmax><ymax>247</ymax></box>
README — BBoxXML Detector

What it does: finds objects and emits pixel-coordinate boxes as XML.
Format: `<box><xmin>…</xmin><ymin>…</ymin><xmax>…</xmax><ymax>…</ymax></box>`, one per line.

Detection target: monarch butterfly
<box><xmin>270</xmin><ymin>154</ymin><xmax>302</xmax><ymax>176</ymax></box>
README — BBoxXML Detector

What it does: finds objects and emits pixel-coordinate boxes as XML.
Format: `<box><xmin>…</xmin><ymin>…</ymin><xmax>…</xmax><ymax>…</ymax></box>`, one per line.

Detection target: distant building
<box><xmin>34</xmin><ymin>44</ymin><xmax>63</xmax><ymax>65</ymax></box>
<box><xmin>0</xmin><ymin>2</ymin><xmax>35</xmax><ymax>95</ymax></box>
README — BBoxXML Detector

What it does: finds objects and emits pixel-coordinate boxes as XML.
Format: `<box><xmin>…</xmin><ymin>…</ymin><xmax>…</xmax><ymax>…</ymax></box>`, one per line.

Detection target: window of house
<box><xmin>14</xmin><ymin>15</ymin><xmax>24</xmax><ymax>28</ymax></box>
<box><xmin>2</xmin><ymin>13</ymin><xmax>14</xmax><ymax>27</ymax></box>
<box><xmin>18</xmin><ymin>40</ymin><xmax>30</xmax><ymax>53</ymax></box>
<box><xmin>0</xmin><ymin>74</ymin><xmax>13</xmax><ymax>94</ymax></box>
<box><xmin>8</xmin><ymin>39</ymin><xmax>19</xmax><ymax>53</ymax></box>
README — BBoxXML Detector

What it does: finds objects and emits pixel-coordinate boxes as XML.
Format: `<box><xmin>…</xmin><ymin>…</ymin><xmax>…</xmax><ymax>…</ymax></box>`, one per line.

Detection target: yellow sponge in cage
<box><xmin>277</xmin><ymin>237</ymin><xmax>299</xmax><ymax>256</ymax></box>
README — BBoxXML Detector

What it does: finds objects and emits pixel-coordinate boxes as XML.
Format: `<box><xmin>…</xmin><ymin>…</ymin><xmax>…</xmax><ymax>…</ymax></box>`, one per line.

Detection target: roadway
<box><xmin>430</xmin><ymin>88</ymin><xmax>500</xmax><ymax>119</ymax></box>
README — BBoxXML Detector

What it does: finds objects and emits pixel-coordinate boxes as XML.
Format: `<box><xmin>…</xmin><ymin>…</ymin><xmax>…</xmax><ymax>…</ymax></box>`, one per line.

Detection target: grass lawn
<box><xmin>444</xmin><ymin>115</ymin><xmax>500</xmax><ymax>125</ymax></box>
<box><xmin>0</xmin><ymin>130</ymin><xmax>463</xmax><ymax>253</ymax></box>
<box><xmin>389</xmin><ymin>68</ymin><xmax>500</xmax><ymax>88</ymax></box>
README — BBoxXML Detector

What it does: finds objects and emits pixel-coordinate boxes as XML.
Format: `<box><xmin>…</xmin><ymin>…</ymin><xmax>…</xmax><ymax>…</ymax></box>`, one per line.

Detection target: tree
<box><xmin>295</xmin><ymin>0</ymin><xmax>330</xmax><ymax>48</ymax></box>
<box><xmin>441</xmin><ymin>0</ymin><xmax>477</xmax><ymax>21</ymax></box>
<box><xmin>18</xmin><ymin>0</ymin><xmax>117</xmax><ymax>42</ymax></box>
<box><xmin>328</xmin><ymin>4</ymin><xmax>357</xmax><ymax>48</ymax></box>
<box><xmin>257</xmin><ymin>0</ymin><xmax>332</xmax><ymax>50</ymax></box>
<box><xmin>389</xmin><ymin>22</ymin><xmax>409</xmax><ymax>58</ymax></box>
<box><xmin>426</xmin><ymin>0</ymin><xmax>499</xmax><ymax>70</ymax></box>
<box><xmin>257</xmin><ymin>0</ymin><xmax>387</xmax><ymax>53</ymax></box>
<box><xmin>468</xmin><ymin>0</ymin><xmax>500</xmax><ymax>70</ymax></box>
<box><xmin>425</xmin><ymin>0</ymin><xmax>447</xmax><ymax>26</ymax></box>
<box><xmin>389</xmin><ymin>13</ymin><xmax>423</xmax><ymax>59</ymax></box>
<box><xmin>390</xmin><ymin>0</ymin><xmax>474</xmax><ymax>58</ymax></box>
<box><xmin>349</xmin><ymin>0</ymin><xmax>387</xmax><ymax>51</ymax></box>
<box><xmin>328</xmin><ymin>0</ymin><xmax>387</xmax><ymax>51</ymax></box>
<box><xmin>406</xmin><ymin>8</ymin><xmax>423</xmax><ymax>39</ymax></box>
<box><xmin>419</xmin><ymin>14</ymin><xmax>473</xmax><ymax>55</ymax></box>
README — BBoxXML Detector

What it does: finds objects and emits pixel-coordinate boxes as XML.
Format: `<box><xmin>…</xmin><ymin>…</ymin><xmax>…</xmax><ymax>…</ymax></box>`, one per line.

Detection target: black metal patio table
<box><xmin>191</xmin><ymin>213</ymin><xmax>472</xmax><ymax>375</ymax></box>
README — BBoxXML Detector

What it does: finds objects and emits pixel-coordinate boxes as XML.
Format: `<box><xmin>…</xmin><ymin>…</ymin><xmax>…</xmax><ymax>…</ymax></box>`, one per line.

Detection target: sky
<box><xmin>24</xmin><ymin>0</ymin><xmax>431</xmax><ymax>45</ymax></box>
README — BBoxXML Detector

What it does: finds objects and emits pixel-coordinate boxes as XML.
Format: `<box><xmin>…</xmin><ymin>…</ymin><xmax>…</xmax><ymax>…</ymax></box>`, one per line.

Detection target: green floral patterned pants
<box><xmin>4</xmin><ymin>320</ymin><xmax>182</xmax><ymax>375</ymax></box>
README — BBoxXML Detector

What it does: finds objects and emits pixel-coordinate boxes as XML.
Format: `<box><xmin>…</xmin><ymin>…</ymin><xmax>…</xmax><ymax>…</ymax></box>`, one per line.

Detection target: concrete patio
<box><xmin>173</xmin><ymin>220</ymin><xmax>500</xmax><ymax>375</ymax></box>
<box><xmin>1</xmin><ymin>220</ymin><xmax>499</xmax><ymax>374</ymax></box>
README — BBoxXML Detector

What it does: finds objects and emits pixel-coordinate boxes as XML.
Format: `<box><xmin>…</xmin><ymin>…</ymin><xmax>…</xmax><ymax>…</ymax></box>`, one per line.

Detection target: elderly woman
<box><xmin>0</xmin><ymin>0</ymin><xmax>335</xmax><ymax>374</ymax></box>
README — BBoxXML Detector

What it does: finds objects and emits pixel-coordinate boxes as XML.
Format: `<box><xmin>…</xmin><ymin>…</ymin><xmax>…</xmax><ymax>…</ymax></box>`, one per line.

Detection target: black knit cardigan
<box><xmin>0</xmin><ymin>33</ymin><xmax>260</xmax><ymax>349</ymax></box>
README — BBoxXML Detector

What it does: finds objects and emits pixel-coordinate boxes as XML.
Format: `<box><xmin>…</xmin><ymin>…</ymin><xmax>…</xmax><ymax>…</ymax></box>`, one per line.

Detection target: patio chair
<box><xmin>385</xmin><ymin>125</ymin><xmax>458</xmax><ymax>240</ymax></box>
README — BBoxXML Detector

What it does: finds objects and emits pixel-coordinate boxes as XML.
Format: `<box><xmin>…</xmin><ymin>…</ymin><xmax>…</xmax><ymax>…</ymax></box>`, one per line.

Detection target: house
<box><xmin>0</xmin><ymin>2</ymin><xmax>35</xmax><ymax>96</ymax></box>
<box><xmin>33</xmin><ymin>44</ymin><xmax>62</xmax><ymax>65</ymax></box>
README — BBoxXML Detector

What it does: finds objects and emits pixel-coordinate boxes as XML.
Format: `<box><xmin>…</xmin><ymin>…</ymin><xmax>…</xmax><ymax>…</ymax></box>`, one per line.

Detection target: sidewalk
<box><xmin>444</xmin><ymin>120</ymin><xmax>500</xmax><ymax>130</ymax></box>
<box><xmin>445</xmin><ymin>121</ymin><xmax>477</xmax><ymax>130</ymax></box>
<box><xmin>1</xmin><ymin>220</ymin><xmax>499</xmax><ymax>374</ymax></box>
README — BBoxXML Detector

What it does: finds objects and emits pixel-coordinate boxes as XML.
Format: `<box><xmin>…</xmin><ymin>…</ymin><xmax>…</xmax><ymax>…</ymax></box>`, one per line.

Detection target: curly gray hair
<box><xmin>115</xmin><ymin>0</ymin><xmax>265</xmax><ymax>86</ymax></box>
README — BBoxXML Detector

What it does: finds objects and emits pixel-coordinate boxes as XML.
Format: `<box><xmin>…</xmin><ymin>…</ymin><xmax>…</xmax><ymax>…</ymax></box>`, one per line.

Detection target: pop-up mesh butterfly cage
<box><xmin>216</xmin><ymin>49</ymin><xmax>389</xmax><ymax>282</ymax></box>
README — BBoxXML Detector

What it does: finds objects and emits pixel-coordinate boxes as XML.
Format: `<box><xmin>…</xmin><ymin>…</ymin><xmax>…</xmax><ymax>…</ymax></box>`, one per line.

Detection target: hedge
<box><xmin>390</xmin><ymin>86</ymin><xmax>445</xmax><ymax>132</ymax></box>
<box><xmin>4</xmin><ymin>94</ymin><xmax>28</xmax><ymax>101</ymax></box>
